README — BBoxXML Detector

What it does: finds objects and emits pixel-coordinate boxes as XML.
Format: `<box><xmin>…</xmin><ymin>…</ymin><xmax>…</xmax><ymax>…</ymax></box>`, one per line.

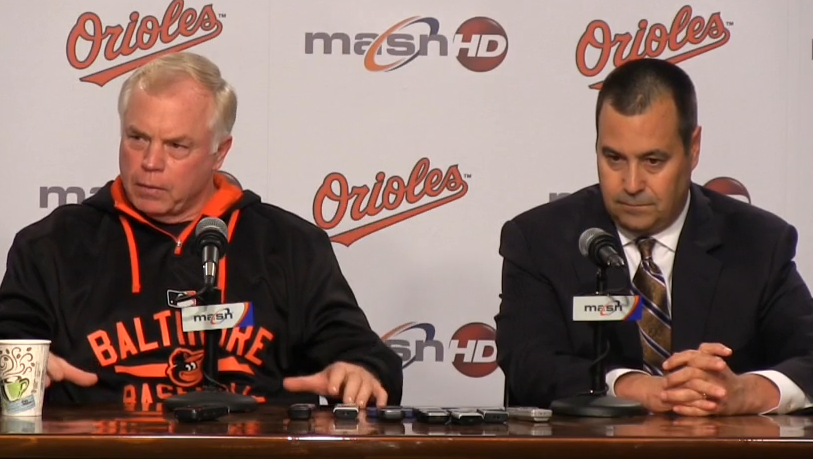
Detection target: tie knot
<box><xmin>636</xmin><ymin>237</ymin><xmax>657</xmax><ymax>259</ymax></box>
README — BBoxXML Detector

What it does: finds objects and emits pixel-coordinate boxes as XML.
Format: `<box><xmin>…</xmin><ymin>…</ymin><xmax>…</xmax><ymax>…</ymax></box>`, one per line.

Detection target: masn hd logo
<box><xmin>305</xmin><ymin>16</ymin><xmax>508</xmax><ymax>72</ymax></box>
<box><xmin>39</xmin><ymin>186</ymin><xmax>100</xmax><ymax>208</ymax></box>
<box><xmin>37</xmin><ymin>171</ymin><xmax>241</xmax><ymax>209</ymax></box>
<box><xmin>380</xmin><ymin>321</ymin><xmax>497</xmax><ymax>378</ymax></box>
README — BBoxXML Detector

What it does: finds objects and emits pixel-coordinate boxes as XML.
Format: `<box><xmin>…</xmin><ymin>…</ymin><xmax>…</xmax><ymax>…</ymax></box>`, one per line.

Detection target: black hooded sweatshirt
<box><xmin>0</xmin><ymin>173</ymin><xmax>402</xmax><ymax>406</ymax></box>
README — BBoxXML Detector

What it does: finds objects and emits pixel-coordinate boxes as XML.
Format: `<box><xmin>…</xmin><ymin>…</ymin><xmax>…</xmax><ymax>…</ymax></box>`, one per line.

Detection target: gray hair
<box><xmin>118</xmin><ymin>52</ymin><xmax>237</xmax><ymax>152</ymax></box>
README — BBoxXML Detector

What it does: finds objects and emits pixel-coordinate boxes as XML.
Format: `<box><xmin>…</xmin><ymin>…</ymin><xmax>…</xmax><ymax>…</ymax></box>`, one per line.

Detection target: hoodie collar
<box><xmin>108</xmin><ymin>172</ymin><xmax>245</xmax><ymax>295</ymax></box>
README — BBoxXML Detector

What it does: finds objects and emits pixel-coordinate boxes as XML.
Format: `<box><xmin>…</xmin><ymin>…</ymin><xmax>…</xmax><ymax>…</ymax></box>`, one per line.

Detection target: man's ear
<box><xmin>213</xmin><ymin>135</ymin><xmax>233</xmax><ymax>170</ymax></box>
<box><xmin>689</xmin><ymin>125</ymin><xmax>701</xmax><ymax>170</ymax></box>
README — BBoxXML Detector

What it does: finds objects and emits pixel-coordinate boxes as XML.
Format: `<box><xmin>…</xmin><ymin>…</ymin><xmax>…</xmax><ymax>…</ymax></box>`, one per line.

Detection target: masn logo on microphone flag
<box><xmin>181</xmin><ymin>302</ymin><xmax>254</xmax><ymax>332</ymax></box>
<box><xmin>573</xmin><ymin>295</ymin><xmax>643</xmax><ymax>322</ymax></box>
<box><xmin>193</xmin><ymin>307</ymin><xmax>233</xmax><ymax>325</ymax></box>
<box><xmin>585</xmin><ymin>300</ymin><xmax>622</xmax><ymax>315</ymax></box>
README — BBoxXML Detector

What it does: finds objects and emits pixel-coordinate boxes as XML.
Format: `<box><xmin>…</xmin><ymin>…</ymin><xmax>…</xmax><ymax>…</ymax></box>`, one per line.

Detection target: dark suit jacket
<box><xmin>496</xmin><ymin>183</ymin><xmax>813</xmax><ymax>408</ymax></box>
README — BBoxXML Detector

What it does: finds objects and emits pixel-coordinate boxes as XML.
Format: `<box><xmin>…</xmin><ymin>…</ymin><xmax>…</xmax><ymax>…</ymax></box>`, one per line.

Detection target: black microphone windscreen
<box><xmin>578</xmin><ymin>228</ymin><xmax>609</xmax><ymax>258</ymax></box>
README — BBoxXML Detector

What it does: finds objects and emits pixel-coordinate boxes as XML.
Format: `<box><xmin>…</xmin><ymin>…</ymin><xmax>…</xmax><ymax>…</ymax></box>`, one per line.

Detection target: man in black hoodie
<box><xmin>0</xmin><ymin>52</ymin><xmax>402</xmax><ymax>408</ymax></box>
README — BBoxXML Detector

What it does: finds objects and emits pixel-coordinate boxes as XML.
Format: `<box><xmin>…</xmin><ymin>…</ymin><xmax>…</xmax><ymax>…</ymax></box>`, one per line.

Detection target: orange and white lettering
<box><xmin>245</xmin><ymin>327</ymin><xmax>274</xmax><ymax>366</ymax></box>
<box><xmin>172</xmin><ymin>310</ymin><xmax>188</xmax><ymax>345</ymax></box>
<box><xmin>226</xmin><ymin>326</ymin><xmax>254</xmax><ymax>356</ymax></box>
<box><xmin>116</xmin><ymin>321</ymin><xmax>139</xmax><ymax>359</ymax></box>
<box><xmin>66</xmin><ymin>0</ymin><xmax>224</xmax><ymax>86</ymax></box>
<box><xmin>123</xmin><ymin>384</ymin><xmax>137</xmax><ymax>404</ymax></box>
<box><xmin>140</xmin><ymin>383</ymin><xmax>154</xmax><ymax>404</ymax></box>
<box><xmin>87</xmin><ymin>330</ymin><xmax>118</xmax><ymax>366</ymax></box>
<box><xmin>313</xmin><ymin>158</ymin><xmax>469</xmax><ymax>246</ymax></box>
<box><xmin>156</xmin><ymin>384</ymin><xmax>174</xmax><ymax>399</ymax></box>
<box><xmin>133</xmin><ymin>317</ymin><xmax>159</xmax><ymax>352</ymax></box>
<box><xmin>575</xmin><ymin>5</ymin><xmax>730</xmax><ymax>89</ymax></box>
<box><xmin>153</xmin><ymin>310</ymin><xmax>172</xmax><ymax>347</ymax></box>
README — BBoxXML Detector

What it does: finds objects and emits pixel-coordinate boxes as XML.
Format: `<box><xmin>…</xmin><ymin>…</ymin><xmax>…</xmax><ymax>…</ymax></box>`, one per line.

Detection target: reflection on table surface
<box><xmin>0</xmin><ymin>403</ymin><xmax>810</xmax><ymax>438</ymax></box>
<box><xmin>2</xmin><ymin>404</ymin><xmax>813</xmax><ymax>459</ymax></box>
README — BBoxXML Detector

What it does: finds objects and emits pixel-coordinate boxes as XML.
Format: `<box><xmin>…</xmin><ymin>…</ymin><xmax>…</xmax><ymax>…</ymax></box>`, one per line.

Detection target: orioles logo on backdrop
<box><xmin>66</xmin><ymin>0</ymin><xmax>224</xmax><ymax>86</ymax></box>
<box><xmin>703</xmin><ymin>176</ymin><xmax>751</xmax><ymax>203</ymax></box>
<box><xmin>576</xmin><ymin>5</ymin><xmax>732</xmax><ymax>89</ymax></box>
<box><xmin>86</xmin><ymin>306</ymin><xmax>274</xmax><ymax>404</ymax></box>
<box><xmin>313</xmin><ymin>157</ymin><xmax>469</xmax><ymax>246</ymax></box>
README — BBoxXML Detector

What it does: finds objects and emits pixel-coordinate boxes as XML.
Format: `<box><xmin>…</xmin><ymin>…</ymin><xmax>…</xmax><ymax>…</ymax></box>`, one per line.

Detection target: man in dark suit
<box><xmin>495</xmin><ymin>58</ymin><xmax>813</xmax><ymax>415</ymax></box>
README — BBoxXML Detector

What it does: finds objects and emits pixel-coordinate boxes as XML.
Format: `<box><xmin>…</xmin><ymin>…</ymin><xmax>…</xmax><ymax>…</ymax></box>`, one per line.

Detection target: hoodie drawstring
<box><xmin>120</xmin><ymin>209</ymin><xmax>241</xmax><ymax>298</ymax></box>
<box><xmin>111</xmin><ymin>173</ymin><xmax>244</xmax><ymax>297</ymax></box>
<box><xmin>119</xmin><ymin>216</ymin><xmax>141</xmax><ymax>294</ymax></box>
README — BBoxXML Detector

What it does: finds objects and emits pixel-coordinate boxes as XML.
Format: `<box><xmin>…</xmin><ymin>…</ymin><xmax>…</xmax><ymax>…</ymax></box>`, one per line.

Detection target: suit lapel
<box><xmin>671</xmin><ymin>184</ymin><xmax>723</xmax><ymax>351</ymax></box>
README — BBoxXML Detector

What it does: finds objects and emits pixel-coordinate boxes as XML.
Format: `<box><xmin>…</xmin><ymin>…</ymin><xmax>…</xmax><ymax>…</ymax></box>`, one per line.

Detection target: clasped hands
<box><xmin>615</xmin><ymin>343</ymin><xmax>780</xmax><ymax>416</ymax></box>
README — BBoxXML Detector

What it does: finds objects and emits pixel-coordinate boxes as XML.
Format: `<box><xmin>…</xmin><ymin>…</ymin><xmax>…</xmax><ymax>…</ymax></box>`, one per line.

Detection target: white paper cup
<box><xmin>0</xmin><ymin>340</ymin><xmax>50</xmax><ymax>417</ymax></box>
<box><xmin>0</xmin><ymin>415</ymin><xmax>42</xmax><ymax>433</ymax></box>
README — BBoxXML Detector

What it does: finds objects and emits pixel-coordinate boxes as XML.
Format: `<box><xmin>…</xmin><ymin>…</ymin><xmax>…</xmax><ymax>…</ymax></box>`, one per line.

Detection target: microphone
<box><xmin>164</xmin><ymin>215</ymin><xmax>258</xmax><ymax>415</ymax></box>
<box><xmin>578</xmin><ymin>228</ymin><xmax>625</xmax><ymax>268</ymax></box>
<box><xmin>551</xmin><ymin>228</ymin><xmax>647</xmax><ymax>417</ymax></box>
<box><xmin>195</xmin><ymin>217</ymin><xmax>228</xmax><ymax>288</ymax></box>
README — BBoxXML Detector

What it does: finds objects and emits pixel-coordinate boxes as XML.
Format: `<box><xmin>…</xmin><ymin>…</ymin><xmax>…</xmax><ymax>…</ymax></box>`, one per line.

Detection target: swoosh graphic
<box><xmin>329</xmin><ymin>184</ymin><xmax>468</xmax><ymax>246</ymax></box>
<box><xmin>79</xmin><ymin>26</ymin><xmax>222</xmax><ymax>86</ymax></box>
<box><xmin>588</xmin><ymin>34</ymin><xmax>730</xmax><ymax>90</ymax></box>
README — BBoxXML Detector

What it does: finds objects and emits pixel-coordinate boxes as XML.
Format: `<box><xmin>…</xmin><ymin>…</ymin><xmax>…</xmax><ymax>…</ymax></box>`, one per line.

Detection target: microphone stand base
<box><xmin>550</xmin><ymin>394</ymin><xmax>647</xmax><ymax>418</ymax></box>
<box><xmin>163</xmin><ymin>389</ymin><xmax>258</xmax><ymax>413</ymax></box>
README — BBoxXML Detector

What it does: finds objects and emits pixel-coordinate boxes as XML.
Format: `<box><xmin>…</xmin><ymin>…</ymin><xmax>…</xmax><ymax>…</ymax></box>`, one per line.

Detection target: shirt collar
<box><xmin>617</xmin><ymin>191</ymin><xmax>691</xmax><ymax>252</ymax></box>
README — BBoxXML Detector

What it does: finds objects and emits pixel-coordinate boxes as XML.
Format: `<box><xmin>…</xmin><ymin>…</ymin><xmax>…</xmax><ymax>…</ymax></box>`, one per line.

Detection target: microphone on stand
<box><xmin>579</xmin><ymin>228</ymin><xmax>626</xmax><ymax>268</ymax></box>
<box><xmin>195</xmin><ymin>217</ymin><xmax>228</xmax><ymax>289</ymax></box>
<box><xmin>548</xmin><ymin>228</ymin><xmax>647</xmax><ymax>418</ymax></box>
<box><xmin>163</xmin><ymin>217</ymin><xmax>258</xmax><ymax>414</ymax></box>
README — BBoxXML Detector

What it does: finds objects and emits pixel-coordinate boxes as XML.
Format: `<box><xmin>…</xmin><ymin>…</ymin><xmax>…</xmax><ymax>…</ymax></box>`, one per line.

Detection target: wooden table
<box><xmin>1</xmin><ymin>404</ymin><xmax>812</xmax><ymax>458</ymax></box>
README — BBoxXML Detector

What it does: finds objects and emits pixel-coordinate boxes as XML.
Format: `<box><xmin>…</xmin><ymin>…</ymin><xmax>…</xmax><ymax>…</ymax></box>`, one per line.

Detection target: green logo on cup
<box><xmin>1</xmin><ymin>375</ymin><xmax>30</xmax><ymax>402</ymax></box>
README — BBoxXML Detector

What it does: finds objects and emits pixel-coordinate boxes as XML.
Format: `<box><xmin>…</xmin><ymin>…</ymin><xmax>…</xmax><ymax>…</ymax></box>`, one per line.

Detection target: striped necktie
<box><xmin>633</xmin><ymin>237</ymin><xmax>671</xmax><ymax>375</ymax></box>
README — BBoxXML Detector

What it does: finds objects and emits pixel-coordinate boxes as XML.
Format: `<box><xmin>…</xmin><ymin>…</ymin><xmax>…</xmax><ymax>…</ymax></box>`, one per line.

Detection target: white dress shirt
<box><xmin>605</xmin><ymin>195</ymin><xmax>813</xmax><ymax>414</ymax></box>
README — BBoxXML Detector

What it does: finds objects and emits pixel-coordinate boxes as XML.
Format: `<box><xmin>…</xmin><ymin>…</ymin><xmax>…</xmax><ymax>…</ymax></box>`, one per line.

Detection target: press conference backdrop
<box><xmin>1</xmin><ymin>0</ymin><xmax>812</xmax><ymax>406</ymax></box>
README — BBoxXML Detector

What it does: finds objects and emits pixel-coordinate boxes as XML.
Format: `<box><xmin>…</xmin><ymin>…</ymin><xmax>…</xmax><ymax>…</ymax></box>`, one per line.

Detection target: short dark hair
<box><xmin>595</xmin><ymin>58</ymin><xmax>697</xmax><ymax>153</ymax></box>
